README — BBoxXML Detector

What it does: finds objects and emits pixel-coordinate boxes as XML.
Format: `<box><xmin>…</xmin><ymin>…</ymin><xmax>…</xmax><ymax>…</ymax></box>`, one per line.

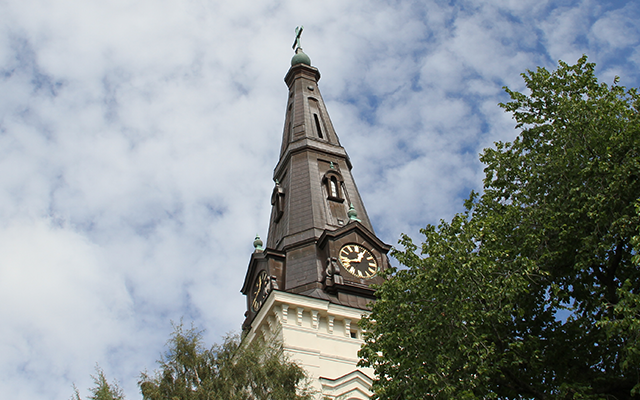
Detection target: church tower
<box><xmin>241</xmin><ymin>29</ymin><xmax>390</xmax><ymax>399</ymax></box>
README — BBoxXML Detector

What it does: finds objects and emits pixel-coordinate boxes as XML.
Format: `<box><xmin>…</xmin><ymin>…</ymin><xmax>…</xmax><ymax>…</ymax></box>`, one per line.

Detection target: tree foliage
<box><xmin>359</xmin><ymin>56</ymin><xmax>640</xmax><ymax>399</ymax></box>
<box><xmin>72</xmin><ymin>367</ymin><xmax>125</xmax><ymax>400</ymax></box>
<box><xmin>600</xmin><ymin>201</ymin><xmax>640</xmax><ymax>396</ymax></box>
<box><xmin>139</xmin><ymin>323</ymin><xmax>313</xmax><ymax>400</ymax></box>
<box><xmin>74</xmin><ymin>323</ymin><xmax>313</xmax><ymax>400</ymax></box>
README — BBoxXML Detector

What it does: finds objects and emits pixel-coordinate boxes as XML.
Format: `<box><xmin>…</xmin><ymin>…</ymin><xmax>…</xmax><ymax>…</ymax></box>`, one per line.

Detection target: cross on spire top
<box><xmin>292</xmin><ymin>26</ymin><xmax>304</xmax><ymax>51</ymax></box>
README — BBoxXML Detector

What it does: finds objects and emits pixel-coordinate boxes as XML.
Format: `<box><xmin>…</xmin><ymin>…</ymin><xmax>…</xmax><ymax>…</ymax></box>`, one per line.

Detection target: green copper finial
<box><xmin>253</xmin><ymin>234</ymin><xmax>264</xmax><ymax>251</ymax></box>
<box><xmin>291</xmin><ymin>26</ymin><xmax>311</xmax><ymax>66</ymax></box>
<box><xmin>330</xmin><ymin>162</ymin><xmax>335</xmax><ymax>169</ymax></box>
<box><xmin>348</xmin><ymin>204</ymin><xmax>361</xmax><ymax>222</ymax></box>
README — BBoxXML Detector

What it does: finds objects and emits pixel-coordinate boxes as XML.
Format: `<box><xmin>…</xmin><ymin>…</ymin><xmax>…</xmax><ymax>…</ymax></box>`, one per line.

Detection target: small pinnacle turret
<box><xmin>253</xmin><ymin>234</ymin><xmax>264</xmax><ymax>252</ymax></box>
<box><xmin>348</xmin><ymin>204</ymin><xmax>361</xmax><ymax>222</ymax></box>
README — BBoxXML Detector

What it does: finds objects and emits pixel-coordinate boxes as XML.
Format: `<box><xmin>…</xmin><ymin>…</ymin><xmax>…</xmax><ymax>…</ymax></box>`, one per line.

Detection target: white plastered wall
<box><xmin>245</xmin><ymin>291</ymin><xmax>374</xmax><ymax>399</ymax></box>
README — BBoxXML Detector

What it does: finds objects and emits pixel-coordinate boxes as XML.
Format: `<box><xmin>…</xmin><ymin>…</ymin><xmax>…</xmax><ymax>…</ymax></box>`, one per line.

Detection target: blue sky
<box><xmin>0</xmin><ymin>0</ymin><xmax>639</xmax><ymax>398</ymax></box>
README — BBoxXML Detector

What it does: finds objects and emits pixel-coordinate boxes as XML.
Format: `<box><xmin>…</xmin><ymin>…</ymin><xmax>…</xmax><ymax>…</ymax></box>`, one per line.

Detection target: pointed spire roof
<box><xmin>266</xmin><ymin>40</ymin><xmax>375</xmax><ymax>252</ymax></box>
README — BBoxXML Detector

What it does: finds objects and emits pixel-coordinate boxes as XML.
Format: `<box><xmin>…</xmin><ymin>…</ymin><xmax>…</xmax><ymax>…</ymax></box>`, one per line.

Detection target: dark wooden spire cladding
<box><xmin>241</xmin><ymin>61</ymin><xmax>391</xmax><ymax>331</ymax></box>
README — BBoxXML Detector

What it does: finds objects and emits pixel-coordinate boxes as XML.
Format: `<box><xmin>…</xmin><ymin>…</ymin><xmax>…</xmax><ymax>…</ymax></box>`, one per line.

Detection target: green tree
<box><xmin>74</xmin><ymin>324</ymin><xmax>313</xmax><ymax>400</ymax></box>
<box><xmin>72</xmin><ymin>367</ymin><xmax>125</xmax><ymax>400</ymax></box>
<box><xmin>139</xmin><ymin>323</ymin><xmax>314</xmax><ymax>400</ymax></box>
<box><xmin>359</xmin><ymin>56</ymin><xmax>640</xmax><ymax>399</ymax></box>
<box><xmin>600</xmin><ymin>201</ymin><xmax>640</xmax><ymax>397</ymax></box>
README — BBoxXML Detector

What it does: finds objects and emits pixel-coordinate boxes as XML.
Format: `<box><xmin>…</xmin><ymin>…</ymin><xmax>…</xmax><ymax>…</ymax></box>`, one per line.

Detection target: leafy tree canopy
<box><xmin>359</xmin><ymin>56</ymin><xmax>640</xmax><ymax>400</ymax></box>
<box><xmin>139</xmin><ymin>323</ymin><xmax>313</xmax><ymax>400</ymax></box>
<box><xmin>72</xmin><ymin>367</ymin><xmax>125</xmax><ymax>400</ymax></box>
<box><xmin>74</xmin><ymin>323</ymin><xmax>313</xmax><ymax>400</ymax></box>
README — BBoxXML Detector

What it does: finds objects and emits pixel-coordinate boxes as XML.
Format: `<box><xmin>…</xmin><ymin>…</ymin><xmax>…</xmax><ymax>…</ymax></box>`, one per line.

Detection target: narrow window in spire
<box><xmin>285</xmin><ymin>103</ymin><xmax>293</xmax><ymax>139</ymax></box>
<box><xmin>330</xmin><ymin>177</ymin><xmax>338</xmax><ymax>197</ymax></box>
<box><xmin>314</xmin><ymin>114</ymin><xmax>324</xmax><ymax>139</ymax></box>
<box><xmin>323</xmin><ymin>170</ymin><xmax>344</xmax><ymax>202</ymax></box>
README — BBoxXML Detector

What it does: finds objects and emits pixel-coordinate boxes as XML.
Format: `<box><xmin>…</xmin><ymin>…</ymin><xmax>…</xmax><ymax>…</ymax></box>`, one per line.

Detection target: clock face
<box><xmin>251</xmin><ymin>270</ymin><xmax>271</xmax><ymax>312</ymax></box>
<box><xmin>339</xmin><ymin>244</ymin><xmax>378</xmax><ymax>279</ymax></box>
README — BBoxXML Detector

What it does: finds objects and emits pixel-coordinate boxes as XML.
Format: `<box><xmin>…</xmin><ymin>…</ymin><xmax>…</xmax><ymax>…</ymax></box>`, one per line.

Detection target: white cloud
<box><xmin>0</xmin><ymin>218</ymin><xmax>134</xmax><ymax>399</ymax></box>
<box><xmin>590</xmin><ymin>3</ymin><xmax>640</xmax><ymax>50</ymax></box>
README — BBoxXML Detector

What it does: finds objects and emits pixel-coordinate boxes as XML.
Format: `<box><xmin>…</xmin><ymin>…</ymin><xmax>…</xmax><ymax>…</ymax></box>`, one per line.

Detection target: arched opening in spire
<box><xmin>323</xmin><ymin>170</ymin><xmax>344</xmax><ymax>202</ymax></box>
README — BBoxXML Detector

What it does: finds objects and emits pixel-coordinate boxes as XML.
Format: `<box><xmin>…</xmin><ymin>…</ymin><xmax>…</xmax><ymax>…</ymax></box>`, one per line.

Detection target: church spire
<box><xmin>268</xmin><ymin>42</ymin><xmax>375</xmax><ymax>251</ymax></box>
<box><xmin>240</xmin><ymin>32</ymin><xmax>390</xmax><ymax>398</ymax></box>
<box><xmin>242</xmin><ymin>32</ymin><xmax>390</xmax><ymax>328</ymax></box>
